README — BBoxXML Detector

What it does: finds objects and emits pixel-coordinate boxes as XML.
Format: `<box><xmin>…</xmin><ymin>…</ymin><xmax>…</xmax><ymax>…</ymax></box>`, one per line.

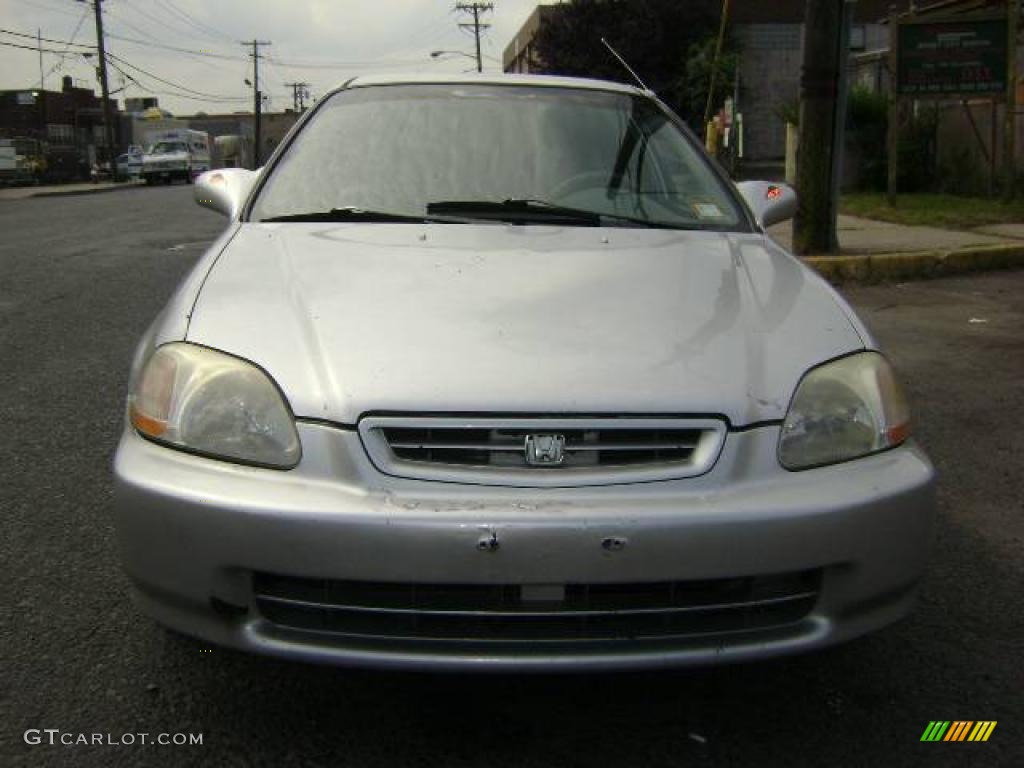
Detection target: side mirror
<box><xmin>194</xmin><ymin>168</ymin><xmax>258</xmax><ymax>219</ymax></box>
<box><xmin>736</xmin><ymin>181</ymin><xmax>798</xmax><ymax>229</ymax></box>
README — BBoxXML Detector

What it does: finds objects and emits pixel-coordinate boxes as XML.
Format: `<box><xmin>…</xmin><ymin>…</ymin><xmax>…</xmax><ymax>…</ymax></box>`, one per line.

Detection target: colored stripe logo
<box><xmin>920</xmin><ymin>721</ymin><xmax>997</xmax><ymax>742</ymax></box>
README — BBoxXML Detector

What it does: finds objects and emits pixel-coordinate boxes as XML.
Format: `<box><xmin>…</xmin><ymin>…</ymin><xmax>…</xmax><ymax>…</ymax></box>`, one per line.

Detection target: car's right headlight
<box><xmin>778</xmin><ymin>352</ymin><xmax>910</xmax><ymax>471</ymax></box>
<box><xmin>129</xmin><ymin>343</ymin><xmax>301</xmax><ymax>469</ymax></box>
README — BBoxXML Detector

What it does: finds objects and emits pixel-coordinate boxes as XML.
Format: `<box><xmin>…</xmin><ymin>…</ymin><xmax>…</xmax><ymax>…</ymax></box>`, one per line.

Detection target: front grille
<box><xmin>359</xmin><ymin>416</ymin><xmax>727</xmax><ymax>486</ymax></box>
<box><xmin>383</xmin><ymin>426</ymin><xmax>702</xmax><ymax>467</ymax></box>
<box><xmin>253</xmin><ymin>570</ymin><xmax>821</xmax><ymax>643</ymax></box>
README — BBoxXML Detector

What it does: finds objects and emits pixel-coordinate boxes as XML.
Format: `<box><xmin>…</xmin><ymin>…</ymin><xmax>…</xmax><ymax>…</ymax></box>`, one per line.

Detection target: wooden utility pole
<box><xmin>1004</xmin><ymin>0</ymin><xmax>1019</xmax><ymax>200</ymax></box>
<box><xmin>456</xmin><ymin>3</ymin><xmax>493</xmax><ymax>73</ymax></box>
<box><xmin>703</xmin><ymin>0</ymin><xmax>732</xmax><ymax>131</ymax></box>
<box><xmin>242</xmin><ymin>40</ymin><xmax>271</xmax><ymax>166</ymax></box>
<box><xmin>887</xmin><ymin>5</ymin><xmax>900</xmax><ymax>205</ymax></box>
<box><xmin>85</xmin><ymin>0</ymin><xmax>119</xmax><ymax>181</ymax></box>
<box><xmin>37</xmin><ymin>29</ymin><xmax>44</xmax><ymax>90</ymax></box>
<box><xmin>285</xmin><ymin>82</ymin><xmax>310</xmax><ymax>112</ymax></box>
<box><xmin>794</xmin><ymin>0</ymin><xmax>844</xmax><ymax>254</ymax></box>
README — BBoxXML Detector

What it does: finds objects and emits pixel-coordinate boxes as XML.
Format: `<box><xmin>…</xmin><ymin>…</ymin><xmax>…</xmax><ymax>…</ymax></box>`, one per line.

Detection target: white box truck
<box><xmin>141</xmin><ymin>129</ymin><xmax>210</xmax><ymax>185</ymax></box>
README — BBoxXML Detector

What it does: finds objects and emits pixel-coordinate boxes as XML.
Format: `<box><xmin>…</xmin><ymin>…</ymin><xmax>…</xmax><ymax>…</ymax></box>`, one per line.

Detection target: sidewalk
<box><xmin>769</xmin><ymin>215</ymin><xmax>1024</xmax><ymax>283</ymax></box>
<box><xmin>0</xmin><ymin>180</ymin><xmax>140</xmax><ymax>201</ymax></box>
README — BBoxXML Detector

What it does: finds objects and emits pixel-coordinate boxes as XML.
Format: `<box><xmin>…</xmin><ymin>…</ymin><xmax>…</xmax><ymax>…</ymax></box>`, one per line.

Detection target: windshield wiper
<box><xmin>427</xmin><ymin>198</ymin><xmax>691</xmax><ymax>229</ymax></box>
<box><xmin>426</xmin><ymin>199</ymin><xmax>604</xmax><ymax>225</ymax></box>
<box><xmin>259</xmin><ymin>206</ymin><xmax>466</xmax><ymax>224</ymax></box>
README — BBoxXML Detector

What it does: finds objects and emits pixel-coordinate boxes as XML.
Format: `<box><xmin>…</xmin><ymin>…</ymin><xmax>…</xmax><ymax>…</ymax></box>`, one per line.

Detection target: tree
<box><xmin>532</xmin><ymin>0</ymin><xmax>724</xmax><ymax>125</ymax></box>
<box><xmin>681</xmin><ymin>36</ymin><xmax>739</xmax><ymax>133</ymax></box>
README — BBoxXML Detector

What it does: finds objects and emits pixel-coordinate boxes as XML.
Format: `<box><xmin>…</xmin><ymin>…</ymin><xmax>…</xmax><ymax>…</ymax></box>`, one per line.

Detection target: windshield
<box><xmin>150</xmin><ymin>142</ymin><xmax>188</xmax><ymax>154</ymax></box>
<box><xmin>250</xmin><ymin>84</ymin><xmax>746</xmax><ymax>230</ymax></box>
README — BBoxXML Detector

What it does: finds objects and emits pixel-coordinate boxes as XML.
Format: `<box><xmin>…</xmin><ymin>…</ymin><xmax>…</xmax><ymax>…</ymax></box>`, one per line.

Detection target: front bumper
<box><xmin>113</xmin><ymin>422</ymin><xmax>935</xmax><ymax>671</ymax></box>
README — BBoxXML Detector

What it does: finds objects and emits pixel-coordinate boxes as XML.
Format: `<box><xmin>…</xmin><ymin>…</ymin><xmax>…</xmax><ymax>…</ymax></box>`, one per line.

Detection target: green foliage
<box><xmin>898</xmin><ymin>107</ymin><xmax>938</xmax><ymax>192</ymax></box>
<box><xmin>847</xmin><ymin>86</ymin><xmax>887</xmax><ymax>126</ymax></box>
<box><xmin>845</xmin><ymin>87</ymin><xmax>888</xmax><ymax>191</ymax></box>
<box><xmin>532</xmin><ymin>0</ymin><xmax>722</xmax><ymax>125</ymax></box>
<box><xmin>775</xmin><ymin>98</ymin><xmax>800</xmax><ymax>128</ymax></box>
<box><xmin>842</xmin><ymin>193</ymin><xmax>1024</xmax><ymax>229</ymax></box>
<box><xmin>844</xmin><ymin>87</ymin><xmax>938</xmax><ymax>193</ymax></box>
<box><xmin>681</xmin><ymin>36</ymin><xmax>738</xmax><ymax>128</ymax></box>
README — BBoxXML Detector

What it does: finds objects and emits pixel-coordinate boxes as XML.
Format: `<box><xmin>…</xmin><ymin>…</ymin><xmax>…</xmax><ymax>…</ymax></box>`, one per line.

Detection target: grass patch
<box><xmin>841</xmin><ymin>193</ymin><xmax>1024</xmax><ymax>230</ymax></box>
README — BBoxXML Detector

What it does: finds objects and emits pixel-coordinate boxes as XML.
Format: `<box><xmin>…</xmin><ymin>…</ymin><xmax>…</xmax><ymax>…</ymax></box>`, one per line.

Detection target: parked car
<box><xmin>114</xmin><ymin>74</ymin><xmax>935</xmax><ymax>671</ymax></box>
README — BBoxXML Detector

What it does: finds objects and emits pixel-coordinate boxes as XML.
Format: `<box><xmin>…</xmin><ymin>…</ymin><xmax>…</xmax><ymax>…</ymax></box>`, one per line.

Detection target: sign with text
<box><xmin>897</xmin><ymin>18</ymin><xmax>1008</xmax><ymax>97</ymax></box>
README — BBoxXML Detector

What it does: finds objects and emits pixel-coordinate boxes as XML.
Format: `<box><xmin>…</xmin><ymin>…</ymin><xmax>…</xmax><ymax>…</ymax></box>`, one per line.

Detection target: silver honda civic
<box><xmin>113</xmin><ymin>73</ymin><xmax>935</xmax><ymax>671</ymax></box>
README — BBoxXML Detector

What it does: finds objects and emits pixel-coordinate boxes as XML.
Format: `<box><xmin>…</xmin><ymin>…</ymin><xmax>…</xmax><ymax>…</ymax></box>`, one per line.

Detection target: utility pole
<box><xmin>456</xmin><ymin>3</ymin><xmax>493</xmax><ymax>73</ymax></box>
<box><xmin>793</xmin><ymin>0</ymin><xmax>844</xmax><ymax>255</ymax></box>
<box><xmin>703</xmin><ymin>0</ymin><xmax>731</xmax><ymax>132</ymax></box>
<box><xmin>37</xmin><ymin>29</ymin><xmax>44</xmax><ymax>90</ymax></box>
<box><xmin>1004</xmin><ymin>0</ymin><xmax>1018</xmax><ymax>201</ymax></box>
<box><xmin>242</xmin><ymin>40</ymin><xmax>271</xmax><ymax>167</ymax></box>
<box><xmin>285</xmin><ymin>82</ymin><xmax>310</xmax><ymax>112</ymax></box>
<box><xmin>82</xmin><ymin>0</ymin><xmax>118</xmax><ymax>181</ymax></box>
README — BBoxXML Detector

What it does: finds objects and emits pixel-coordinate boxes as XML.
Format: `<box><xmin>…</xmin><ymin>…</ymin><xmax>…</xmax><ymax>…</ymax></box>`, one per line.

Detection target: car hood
<box><xmin>186</xmin><ymin>224</ymin><xmax>864</xmax><ymax>426</ymax></box>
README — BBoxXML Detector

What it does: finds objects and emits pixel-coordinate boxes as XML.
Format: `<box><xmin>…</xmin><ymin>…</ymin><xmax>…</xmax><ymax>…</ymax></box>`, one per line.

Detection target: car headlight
<box><xmin>778</xmin><ymin>352</ymin><xmax>910</xmax><ymax>471</ymax></box>
<box><xmin>129</xmin><ymin>343</ymin><xmax>301</xmax><ymax>468</ymax></box>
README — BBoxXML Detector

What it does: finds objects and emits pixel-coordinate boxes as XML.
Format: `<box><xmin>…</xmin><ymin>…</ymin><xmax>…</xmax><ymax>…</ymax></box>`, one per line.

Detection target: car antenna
<box><xmin>600</xmin><ymin>38</ymin><xmax>650</xmax><ymax>92</ymax></box>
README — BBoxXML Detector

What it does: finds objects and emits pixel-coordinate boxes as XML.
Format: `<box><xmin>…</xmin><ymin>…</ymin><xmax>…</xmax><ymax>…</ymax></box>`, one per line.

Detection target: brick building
<box><xmin>0</xmin><ymin>75</ymin><xmax>119</xmax><ymax>180</ymax></box>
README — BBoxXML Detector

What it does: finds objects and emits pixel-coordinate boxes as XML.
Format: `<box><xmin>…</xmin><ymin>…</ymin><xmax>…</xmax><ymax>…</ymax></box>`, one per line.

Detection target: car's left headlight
<box><xmin>778</xmin><ymin>352</ymin><xmax>910</xmax><ymax>471</ymax></box>
<box><xmin>128</xmin><ymin>343</ymin><xmax>301</xmax><ymax>468</ymax></box>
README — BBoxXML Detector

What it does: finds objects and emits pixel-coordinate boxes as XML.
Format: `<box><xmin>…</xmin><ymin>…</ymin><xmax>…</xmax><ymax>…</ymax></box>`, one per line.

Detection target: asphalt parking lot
<box><xmin>1</xmin><ymin>186</ymin><xmax>1021</xmax><ymax>767</ymax></box>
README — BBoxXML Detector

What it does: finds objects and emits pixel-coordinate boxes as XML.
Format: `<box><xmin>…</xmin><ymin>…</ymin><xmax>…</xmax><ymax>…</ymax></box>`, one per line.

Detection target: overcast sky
<box><xmin>0</xmin><ymin>0</ymin><xmax>543</xmax><ymax>115</ymax></box>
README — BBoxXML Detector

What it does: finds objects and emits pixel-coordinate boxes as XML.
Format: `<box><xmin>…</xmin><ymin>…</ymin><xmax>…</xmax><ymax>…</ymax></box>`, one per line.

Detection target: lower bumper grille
<box><xmin>253</xmin><ymin>570</ymin><xmax>821</xmax><ymax>643</ymax></box>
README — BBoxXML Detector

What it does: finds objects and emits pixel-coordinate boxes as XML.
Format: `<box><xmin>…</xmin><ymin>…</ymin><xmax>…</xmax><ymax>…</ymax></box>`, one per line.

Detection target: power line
<box><xmin>106</xmin><ymin>32</ymin><xmax>249</xmax><ymax>62</ymax></box>
<box><xmin>1</xmin><ymin>27</ymin><xmax>246</xmax><ymax>100</ymax></box>
<box><xmin>160</xmin><ymin>0</ymin><xmax>237</xmax><ymax>44</ymax></box>
<box><xmin>9</xmin><ymin>0</ymin><xmax>81</xmax><ymax>19</ymax></box>
<box><xmin>109</xmin><ymin>1</ymin><xmax>225</xmax><ymax>48</ymax></box>
<box><xmin>43</xmin><ymin>7</ymin><xmax>90</xmax><ymax>85</ymax></box>
<box><xmin>106</xmin><ymin>56</ymin><xmax>246</xmax><ymax>104</ymax></box>
<box><xmin>0</xmin><ymin>38</ymin><xmax>78</xmax><ymax>55</ymax></box>
<box><xmin>107</xmin><ymin>51</ymin><xmax>246</xmax><ymax>100</ymax></box>
<box><xmin>264</xmin><ymin>54</ymin><xmax>440</xmax><ymax>70</ymax></box>
<box><xmin>0</xmin><ymin>21</ymin><xmax>251</xmax><ymax>64</ymax></box>
<box><xmin>0</xmin><ymin>27</ymin><xmax>93</xmax><ymax>49</ymax></box>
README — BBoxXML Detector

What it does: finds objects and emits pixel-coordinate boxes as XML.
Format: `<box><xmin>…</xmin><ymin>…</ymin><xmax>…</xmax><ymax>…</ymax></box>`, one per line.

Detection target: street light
<box><xmin>429</xmin><ymin>50</ymin><xmax>500</xmax><ymax>73</ymax></box>
<box><xmin>430</xmin><ymin>50</ymin><xmax>475</xmax><ymax>61</ymax></box>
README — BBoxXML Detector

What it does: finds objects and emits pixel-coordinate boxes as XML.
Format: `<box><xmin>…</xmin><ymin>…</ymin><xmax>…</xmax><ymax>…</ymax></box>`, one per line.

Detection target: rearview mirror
<box><xmin>194</xmin><ymin>168</ymin><xmax>258</xmax><ymax>219</ymax></box>
<box><xmin>736</xmin><ymin>181</ymin><xmax>798</xmax><ymax>229</ymax></box>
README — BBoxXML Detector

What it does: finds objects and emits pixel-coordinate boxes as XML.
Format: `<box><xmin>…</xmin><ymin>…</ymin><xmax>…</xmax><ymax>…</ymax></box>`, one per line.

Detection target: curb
<box><xmin>804</xmin><ymin>243</ymin><xmax>1024</xmax><ymax>284</ymax></box>
<box><xmin>29</xmin><ymin>183</ymin><xmax>140</xmax><ymax>199</ymax></box>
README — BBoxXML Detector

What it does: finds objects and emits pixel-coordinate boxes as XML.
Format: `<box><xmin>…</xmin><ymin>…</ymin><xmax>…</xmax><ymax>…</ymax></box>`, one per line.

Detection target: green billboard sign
<box><xmin>897</xmin><ymin>18</ymin><xmax>1008</xmax><ymax>97</ymax></box>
